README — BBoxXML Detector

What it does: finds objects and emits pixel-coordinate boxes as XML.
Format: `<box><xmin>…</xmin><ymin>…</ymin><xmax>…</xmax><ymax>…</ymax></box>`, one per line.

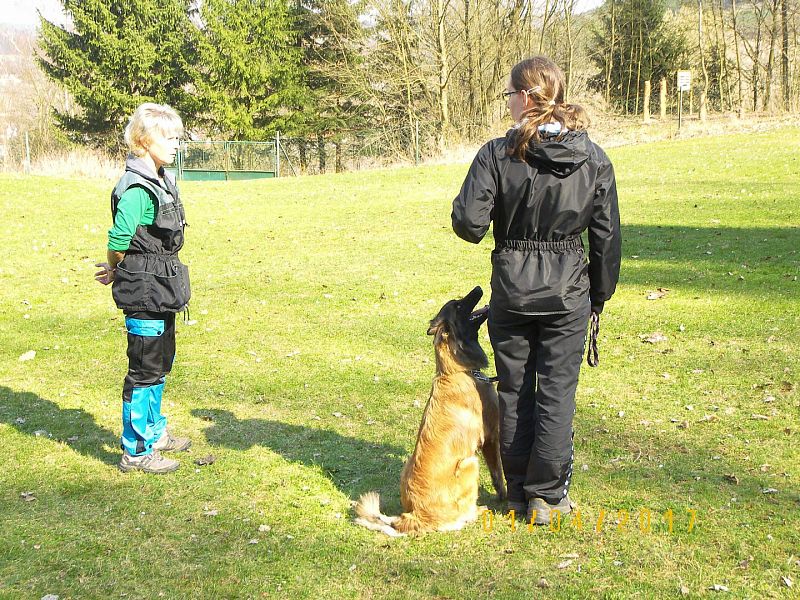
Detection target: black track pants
<box><xmin>121</xmin><ymin>311</ymin><xmax>176</xmax><ymax>455</ymax></box>
<box><xmin>488</xmin><ymin>302</ymin><xmax>590</xmax><ymax>504</ymax></box>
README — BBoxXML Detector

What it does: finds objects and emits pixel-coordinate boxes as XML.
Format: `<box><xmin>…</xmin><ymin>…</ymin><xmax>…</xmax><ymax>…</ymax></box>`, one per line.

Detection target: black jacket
<box><xmin>110</xmin><ymin>156</ymin><xmax>191</xmax><ymax>313</ymax></box>
<box><xmin>452</xmin><ymin>129</ymin><xmax>621</xmax><ymax>315</ymax></box>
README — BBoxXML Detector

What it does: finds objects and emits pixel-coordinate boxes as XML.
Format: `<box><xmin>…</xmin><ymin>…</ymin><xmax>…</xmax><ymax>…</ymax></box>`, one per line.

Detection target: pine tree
<box><xmin>291</xmin><ymin>0</ymin><xmax>370</xmax><ymax>171</ymax></box>
<box><xmin>195</xmin><ymin>0</ymin><xmax>303</xmax><ymax>140</ymax></box>
<box><xmin>38</xmin><ymin>0</ymin><xmax>200</xmax><ymax>148</ymax></box>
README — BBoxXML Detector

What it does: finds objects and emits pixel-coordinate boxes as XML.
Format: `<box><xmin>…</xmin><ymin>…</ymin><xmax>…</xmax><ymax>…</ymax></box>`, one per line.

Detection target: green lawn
<box><xmin>0</xmin><ymin>130</ymin><xmax>798</xmax><ymax>599</ymax></box>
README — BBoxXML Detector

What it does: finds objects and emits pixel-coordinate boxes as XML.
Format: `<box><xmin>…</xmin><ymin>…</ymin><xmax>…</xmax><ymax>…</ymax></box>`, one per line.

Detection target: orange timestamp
<box><xmin>481</xmin><ymin>508</ymin><xmax>698</xmax><ymax>534</ymax></box>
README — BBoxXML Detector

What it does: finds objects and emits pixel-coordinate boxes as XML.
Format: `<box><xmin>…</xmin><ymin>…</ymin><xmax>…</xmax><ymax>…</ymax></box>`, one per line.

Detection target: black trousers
<box><xmin>121</xmin><ymin>311</ymin><xmax>176</xmax><ymax>455</ymax></box>
<box><xmin>488</xmin><ymin>302</ymin><xmax>590</xmax><ymax>504</ymax></box>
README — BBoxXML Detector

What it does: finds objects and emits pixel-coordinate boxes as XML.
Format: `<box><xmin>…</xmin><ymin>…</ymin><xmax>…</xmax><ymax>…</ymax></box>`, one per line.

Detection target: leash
<box><xmin>587</xmin><ymin>312</ymin><xmax>600</xmax><ymax>367</ymax></box>
<box><xmin>471</xmin><ymin>370</ymin><xmax>499</xmax><ymax>384</ymax></box>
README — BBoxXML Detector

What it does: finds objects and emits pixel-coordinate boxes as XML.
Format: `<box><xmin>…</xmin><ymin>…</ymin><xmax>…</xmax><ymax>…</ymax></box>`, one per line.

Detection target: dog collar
<box><xmin>470</xmin><ymin>370</ymin><xmax>499</xmax><ymax>383</ymax></box>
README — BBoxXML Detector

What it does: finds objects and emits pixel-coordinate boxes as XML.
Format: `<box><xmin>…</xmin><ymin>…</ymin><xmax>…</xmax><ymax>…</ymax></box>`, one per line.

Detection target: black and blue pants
<box><xmin>121</xmin><ymin>311</ymin><xmax>175</xmax><ymax>456</ymax></box>
<box><xmin>488</xmin><ymin>302</ymin><xmax>590</xmax><ymax>505</ymax></box>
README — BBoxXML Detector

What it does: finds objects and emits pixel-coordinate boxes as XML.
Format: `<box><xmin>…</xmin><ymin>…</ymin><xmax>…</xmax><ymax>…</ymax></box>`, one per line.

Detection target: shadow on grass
<box><xmin>0</xmin><ymin>386</ymin><xmax>119</xmax><ymax>466</ymax></box>
<box><xmin>614</xmin><ymin>224</ymin><xmax>798</xmax><ymax>294</ymax></box>
<box><xmin>192</xmin><ymin>408</ymin><xmax>407</xmax><ymax>501</ymax></box>
<box><xmin>571</xmin><ymin>412</ymin><xmax>800</xmax><ymax>523</ymax></box>
<box><xmin>191</xmin><ymin>408</ymin><xmax>506</xmax><ymax>510</ymax></box>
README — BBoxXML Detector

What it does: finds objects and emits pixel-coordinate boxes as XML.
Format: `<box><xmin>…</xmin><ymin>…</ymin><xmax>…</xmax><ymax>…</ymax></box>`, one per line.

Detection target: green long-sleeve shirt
<box><xmin>108</xmin><ymin>186</ymin><xmax>155</xmax><ymax>251</ymax></box>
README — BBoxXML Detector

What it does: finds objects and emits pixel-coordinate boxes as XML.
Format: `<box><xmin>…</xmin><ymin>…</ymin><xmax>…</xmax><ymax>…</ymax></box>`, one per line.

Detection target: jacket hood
<box><xmin>125</xmin><ymin>154</ymin><xmax>168</xmax><ymax>184</ymax></box>
<box><xmin>507</xmin><ymin>129</ymin><xmax>592</xmax><ymax>176</ymax></box>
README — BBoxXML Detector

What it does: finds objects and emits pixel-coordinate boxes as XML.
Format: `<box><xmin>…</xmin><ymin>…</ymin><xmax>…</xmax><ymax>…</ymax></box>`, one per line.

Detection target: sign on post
<box><xmin>677</xmin><ymin>70</ymin><xmax>692</xmax><ymax>92</ymax></box>
<box><xmin>676</xmin><ymin>70</ymin><xmax>692</xmax><ymax>129</ymax></box>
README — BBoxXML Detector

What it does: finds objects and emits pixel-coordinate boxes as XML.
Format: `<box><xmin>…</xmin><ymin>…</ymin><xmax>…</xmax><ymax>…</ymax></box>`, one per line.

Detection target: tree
<box><xmin>591</xmin><ymin>0</ymin><xmax>689</xmax><ymax>113</ymax></box>
<box><xmin>38</xmin><ymin>0</ymin><xmax>200</xmax><ymax>149</ymax></box>
<box><xmin>195</xmin><ymin>0</ymin><xmax>303</xmax><ymax>140</ymax></box>
<box><xmin>291</xmin><ymin>0</ymin><xmax>370</xmax><ymax>171</ymax></box>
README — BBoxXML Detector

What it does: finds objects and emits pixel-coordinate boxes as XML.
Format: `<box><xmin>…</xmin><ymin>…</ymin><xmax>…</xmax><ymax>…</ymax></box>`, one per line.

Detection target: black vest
<box><xmin>110</xmin><ymin>156</ymin><xmax>191</xmax><ymax>313</ymax></box>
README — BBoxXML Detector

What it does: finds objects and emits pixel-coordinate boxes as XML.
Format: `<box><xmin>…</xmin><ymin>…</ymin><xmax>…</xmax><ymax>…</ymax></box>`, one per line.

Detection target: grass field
<box><xmin>0</xmin><ymin>130</ymin><xmax>798</xmax><ymax>599</ymax></box>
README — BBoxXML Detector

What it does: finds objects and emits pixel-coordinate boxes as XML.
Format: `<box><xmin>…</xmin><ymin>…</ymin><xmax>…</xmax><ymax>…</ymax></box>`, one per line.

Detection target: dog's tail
<box><xmin>354</xmin><ymin>492</ymin><xmax>430</xmax><ymax>536</ymax></box>
<box><xmin>354</xmin><ymin>492</ymin><xmax>404</xmax><ymax>536</ymax></box>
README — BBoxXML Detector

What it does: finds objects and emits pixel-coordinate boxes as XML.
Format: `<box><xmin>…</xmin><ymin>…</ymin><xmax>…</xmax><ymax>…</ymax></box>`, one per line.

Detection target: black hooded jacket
<box><xmin>452</xmin><ymin>129</ymin><xmax>621</xmax><ymax>315</ymax></box>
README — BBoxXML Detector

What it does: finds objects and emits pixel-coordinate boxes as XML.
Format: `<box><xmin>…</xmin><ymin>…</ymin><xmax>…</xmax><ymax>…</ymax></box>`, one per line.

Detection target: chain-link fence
<box><xmin>176</xmin><ymin>140</ymin><xmax>278</xmax><ymax>180</ymax></box>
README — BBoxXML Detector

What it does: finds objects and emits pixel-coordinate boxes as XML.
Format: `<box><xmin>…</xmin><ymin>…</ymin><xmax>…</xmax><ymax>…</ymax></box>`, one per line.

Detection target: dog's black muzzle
<box><xmin>462</xmin><ymin>286</ymin><xmax>488</xmax><ymax>329</ymax></box>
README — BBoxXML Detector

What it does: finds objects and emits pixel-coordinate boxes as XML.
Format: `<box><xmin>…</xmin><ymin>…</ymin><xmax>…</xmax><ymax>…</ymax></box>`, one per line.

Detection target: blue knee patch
<box><xmin>125</xmin><ymin>318</ymin><xmax>165</xmax><ymax>337</ymax></box>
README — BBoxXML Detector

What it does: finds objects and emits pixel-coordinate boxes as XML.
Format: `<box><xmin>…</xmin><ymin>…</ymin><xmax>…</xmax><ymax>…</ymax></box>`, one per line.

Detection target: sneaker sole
<box><xmin>118</xmin><ymin>462</ymin><xmax>180</xmax><ymax>474</ymax></box>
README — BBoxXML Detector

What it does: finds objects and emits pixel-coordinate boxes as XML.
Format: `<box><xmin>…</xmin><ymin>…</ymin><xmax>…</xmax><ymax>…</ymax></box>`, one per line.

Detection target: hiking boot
<box><xmin>119</xmin><ymin>450</ymin><xmax>180</xmax><ymax>474</ymax></box>
<box><xmin>527</xmin><ymin>496</ymin><xmax>573</xmax><ymax>526</ymax></box>
<box><xmin>152</xmin><ymin>430</ymin><xmax>192</xmax><ymax>453</ymax></box>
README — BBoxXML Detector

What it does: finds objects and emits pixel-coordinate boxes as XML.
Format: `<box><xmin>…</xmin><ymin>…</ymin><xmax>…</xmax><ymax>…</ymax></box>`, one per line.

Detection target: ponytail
<box><xmin>506</xmin><ymin>56</ymin><xmax>591</xmax><ymax>161</ymax></box>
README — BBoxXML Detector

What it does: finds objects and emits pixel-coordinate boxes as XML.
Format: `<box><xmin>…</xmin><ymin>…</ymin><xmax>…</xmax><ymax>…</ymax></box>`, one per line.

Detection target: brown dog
<box><xmin>355</xmin><ymin>286</ymin><xmax>506</xmax><ymax>535</ymax></box>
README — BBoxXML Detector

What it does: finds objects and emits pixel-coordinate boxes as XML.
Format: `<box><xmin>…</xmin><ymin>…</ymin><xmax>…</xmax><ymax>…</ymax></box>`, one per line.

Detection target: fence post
<box><xmin>224</xmin><ymin>141</ymin><xmax>230</xmax><ymax>180</ymax></box>
<box><xmin>643</xmin><ymin>80</ymin><xmax>651</xmax><ymax>122</ymax></box>
<box><xmin>660</xmin><ymin>78</ymin><xmax>667</xmax><ymax>119</ymax></box>
<box><xmin>177</xmin><ymin>140</ymin><xmax>184</xmax><ymax>180</ymax></box>
<box><xmin>275</xmin><ymin>131</ymin><xmax>281</xmax><ymax>178</ymax></box>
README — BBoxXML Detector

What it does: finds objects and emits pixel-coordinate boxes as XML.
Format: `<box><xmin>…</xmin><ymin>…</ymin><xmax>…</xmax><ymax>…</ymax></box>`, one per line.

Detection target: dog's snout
<box><xmin>462</xmin><ymin>286</ymin><xmax>483</xmax><ymax>308</ymax></box>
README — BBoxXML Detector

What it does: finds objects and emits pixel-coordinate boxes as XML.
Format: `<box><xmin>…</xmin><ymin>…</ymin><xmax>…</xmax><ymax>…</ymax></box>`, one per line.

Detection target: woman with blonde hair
<box><xmin>95</xmin><ymin>103</ymin><xmax>192</xmax><ymax>474</ymax></box>
<box><xmin>452</xmin><ymin>56</ymin><xmax>621</xmax><ymax>524</ymax></box>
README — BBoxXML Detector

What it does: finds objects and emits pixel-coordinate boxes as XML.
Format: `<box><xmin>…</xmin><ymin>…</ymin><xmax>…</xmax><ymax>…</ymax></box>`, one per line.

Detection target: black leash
<box><xmin>587</xmin><ymin>312</ymin><xmax>600</xmax><ymax>367</ymax></box>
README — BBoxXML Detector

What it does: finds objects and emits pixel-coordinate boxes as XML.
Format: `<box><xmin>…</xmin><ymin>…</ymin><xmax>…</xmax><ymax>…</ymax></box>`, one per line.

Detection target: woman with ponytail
<box><xmin>452</xmin><ymin>56</ymin><xmax>621</xmax><ymax>525</ymax></box>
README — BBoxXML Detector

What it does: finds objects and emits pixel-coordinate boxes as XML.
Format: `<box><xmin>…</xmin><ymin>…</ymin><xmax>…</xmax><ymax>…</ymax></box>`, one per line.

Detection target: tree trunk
<box><xmin>765</xmin><ymin>0</ymin><xmax>779</xmax><ymax>109</ymax></box>
<box><xmin>334</xmin><ymin>141</ymin><xmax>343</xmax><ymax>173</ymax></box>
<box><xmin>713</xmin><ymin>0</ymin><xmax>730</xmax><ymax>110</ymax></box>
<box><xmin>781</xmin><ymin>0</ymin><xmax>790</xmax><ymax>109</ymax></box>
<box><xmin>731</xmin><ymin>0</ymin><xmax>745</xmax><ymax>117</ymax></box>
<box><xmin>317</xmin><ymin>132</ymin><xmax>326</xmax><ymax>173</ymax></box>
<box><xmin>434</xmin><ymin>0</ymin><xmax>451</xmax><ymax>151</ymax></box>
<box><xmin>605</xmin><ymin>0</ymin><xmax>616</xmax><ymax>105</ymax></box>
<box><xmin>539</xmin><ymin>0</ymin><xmax>551</xmax><ymax>54</ymax></box>
<box><xmin>753</xmin><ymin>8</ymin><xmax>763</xmax><ymax>111</ymax></box>
<box><xmin>564</xmin><ymin>0</ymin><xmax>575</xmax><ymax>101</ymax></box>
<box><xmin>698</xmin><ymin>0</ymin><xmax>710</xmax><ymax>114</ymax></box>
<box><xmin>463</xmin><ymin>0</ymin><xmax>475</xmax><ymax>137</ymax></box>
<box><xmin>634</xmin><ymin>22</ymin><xmax>642</xmax><ymax>115</ymax></box>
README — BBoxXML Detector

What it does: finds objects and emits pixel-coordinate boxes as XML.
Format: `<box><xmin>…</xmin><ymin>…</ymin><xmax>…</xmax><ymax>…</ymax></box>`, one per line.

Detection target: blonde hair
<box><xmin>124</xmin><ymin>103</ymin><xmax>184</xmax><ymax>157</ymax></box>
<box><xmin>507</xmin><ymin>56</ymin><xmax>590</xmax><ymax>161</ymax></box>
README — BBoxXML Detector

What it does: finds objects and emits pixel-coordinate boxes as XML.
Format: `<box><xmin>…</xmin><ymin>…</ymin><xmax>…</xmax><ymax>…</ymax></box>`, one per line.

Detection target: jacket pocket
<box><xmin>490</xmin><ymin>248</ymin><xmax>589</xmax><ymax>314</ymax></box>
<box><xmin>113</xmin><ymin>256</ymin><xmax>190</xmax><ymax>312</ymax></box>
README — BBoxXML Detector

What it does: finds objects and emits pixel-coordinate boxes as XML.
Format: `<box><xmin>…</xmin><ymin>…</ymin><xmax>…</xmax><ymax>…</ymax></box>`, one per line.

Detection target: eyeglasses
<box><xmin>501</xmin><ymin>86</ymin><xmax>543</xmax><ymax>99</ymax></box>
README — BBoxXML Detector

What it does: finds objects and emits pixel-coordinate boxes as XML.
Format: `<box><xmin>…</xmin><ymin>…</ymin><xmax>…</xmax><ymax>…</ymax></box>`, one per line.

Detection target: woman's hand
<box><xmin>94</xmin><ymin>262</ymin><xmax>115</xmax><ymax>285</ymax></box>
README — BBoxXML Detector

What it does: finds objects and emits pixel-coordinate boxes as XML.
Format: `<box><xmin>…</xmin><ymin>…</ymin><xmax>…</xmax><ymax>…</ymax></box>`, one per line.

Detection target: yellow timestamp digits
<box><xmin>480</xmin><ymin>507</ymin><xmax>698</xmax><ymax>534</ymax></box>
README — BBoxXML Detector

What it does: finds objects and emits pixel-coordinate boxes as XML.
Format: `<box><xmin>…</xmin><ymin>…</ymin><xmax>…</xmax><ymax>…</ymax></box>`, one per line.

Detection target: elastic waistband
<box><xmin>125</xmin><ymin>252</ymin><xmax>179</xmax><ymax>261</ymax></box>
<box><xmin>496</xmin><ymin>238</ymin><xmax>581</xmax><ymax>251</ymax></box>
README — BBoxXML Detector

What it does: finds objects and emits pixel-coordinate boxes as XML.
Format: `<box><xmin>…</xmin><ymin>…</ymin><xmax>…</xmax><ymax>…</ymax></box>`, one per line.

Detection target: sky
<box><xmin>0</xmin><ymin>0</ymin><xmax>65</xmax><ymax>27</ymax></box>
<box><xmin>0</xmin><ymin>0</ymin><xmax>605</xmax><ymax>28</ymax></box>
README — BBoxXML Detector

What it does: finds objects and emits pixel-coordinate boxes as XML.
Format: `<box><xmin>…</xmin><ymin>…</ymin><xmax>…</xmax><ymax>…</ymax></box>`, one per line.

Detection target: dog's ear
<box><xmin>427</xmin><ymin>318</ymin><xmax>447</xmax><ymax>336</ymax></box>
<box><xmin>427</xmin><ymin>320</ymin><xmax>450</xmax><ymax>350</ymax></box>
